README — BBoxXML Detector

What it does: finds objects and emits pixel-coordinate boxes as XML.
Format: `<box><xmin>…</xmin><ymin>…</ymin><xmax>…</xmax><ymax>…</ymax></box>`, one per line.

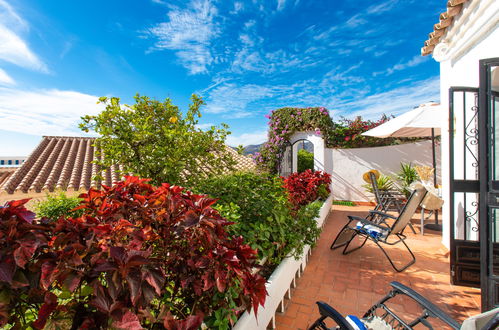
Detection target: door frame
<box><xmin>448</xmin><ymin>86</ymin><xmax>481</xmax><ymax>288</ymax></box>
<box><xmin>479</xmin><ymin>57</ymin><xmax>499</xmax><ymax>311</ymax></box>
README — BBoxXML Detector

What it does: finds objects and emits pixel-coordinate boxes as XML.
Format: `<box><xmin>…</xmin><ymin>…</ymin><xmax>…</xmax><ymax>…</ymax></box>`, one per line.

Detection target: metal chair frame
<box><xmin>330</xmin><ymin>187</ymin><xmax>427</xmax><ymax>272</ymax></box>
<box><xmin>309</xmin><ymin>281</ymin><xmax>499</xmax><ymax>330</ymax></box>
<box><xmin>369</xmin><ymin>171</ymin><xmax>417</xmax><ymax>234</ymax></box>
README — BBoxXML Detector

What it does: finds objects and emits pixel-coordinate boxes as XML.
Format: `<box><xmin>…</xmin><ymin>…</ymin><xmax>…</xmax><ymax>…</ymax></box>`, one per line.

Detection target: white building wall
<box><xmin>331</xmin><ymin>141</ymin><xmax>441</xmax><ymax>202</ymax></box>
<box><xmin>434</xmin><ymin>0</ymin><xmax>498</xmax><ymax>248</ymax></box>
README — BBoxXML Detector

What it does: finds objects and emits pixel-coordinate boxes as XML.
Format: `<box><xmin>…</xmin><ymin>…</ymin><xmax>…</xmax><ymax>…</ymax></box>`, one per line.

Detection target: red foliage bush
<box><xmin>0</xmin><ymin>176</ymin><xmax>266</xmax><ymax>329</ymax></box>
<box><xmin>284</xmin><ymin>170</ymin><xmax>332</xmax><ymax>210</ymax></box>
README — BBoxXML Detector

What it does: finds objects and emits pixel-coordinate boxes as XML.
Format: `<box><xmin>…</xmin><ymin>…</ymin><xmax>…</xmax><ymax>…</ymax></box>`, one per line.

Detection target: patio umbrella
<box><xmin>362</xmin><ymin>102</ymin><xmax>443</xmax><ymax>186</ymax></box>
<box><xmin>363</xmin><ymin>102</ymin><xmax>443</xmax><ymax>232</ymax></box>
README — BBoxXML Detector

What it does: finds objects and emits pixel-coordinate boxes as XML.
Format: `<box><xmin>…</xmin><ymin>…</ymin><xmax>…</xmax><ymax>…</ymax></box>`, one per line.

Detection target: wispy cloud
<box><xmin>373</xmin><ymin>55</ymin><xmax>428</xmax><ymax>76</ymax></box>
<box><xmin>195</xmin><ymin>122</ymin><xmax>215</xmax><ymax>130</ymax></box>
<box><xmin>204</xmin><ymin>83</ymin><xmax>273</xmax><ymax>118</ymax></box>
<box><xmin>334</xmin><ymin>77</ymin><xmax>440</xmax><ymax>119</ymax></box>
<box><xmin>146</xmin><ymin>0</ymin><xmax>219</xmax><ymax>74</ymax></box>
<box><xmin>230</xmin><ymin>1</ymin><xmax>244</xmax><ymax>14</ymax></box>
<box><xmin>150</xmin><ymin>0</ymin><xmax>166</xmax><ymax>5</ymax></box>
<box><xmin>345</xmin><ymin>14</ymin><xmax>367</xmax><ymax>28</ymax></box>
<box><xmin>276</xmin><ymin>0</ymin><xmax>287</xmax><ymax>11</ymax></box>
<box><xmin>366</xmin><ymin>0</ymin><xmax>398</xmax><ymax>15</ymax></box>
<box><xmin>0</xmin><ymin>87</ymin><xmax>102</xmax><ymax>135</ymax></box>
<box><xmin>0</xmin><ymin>1</ymin><xmax>48</xmax><ymax>73</ymax></box>
<box><xmin>0</xmin><ymin>68</ymin><xmax>14</xmax><ymax>85</ymax></box>
<box><xmin>226</xmin><ymin>129</ymin><xmax>267</xmax><ymax>147</ymax></box>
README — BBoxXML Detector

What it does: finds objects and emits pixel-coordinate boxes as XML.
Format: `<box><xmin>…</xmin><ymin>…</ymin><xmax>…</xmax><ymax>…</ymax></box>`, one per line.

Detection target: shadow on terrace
<box><xmin>275</xmin><ymin>205</ymin><xmax>481</xmax><ymax>330</ymax></box>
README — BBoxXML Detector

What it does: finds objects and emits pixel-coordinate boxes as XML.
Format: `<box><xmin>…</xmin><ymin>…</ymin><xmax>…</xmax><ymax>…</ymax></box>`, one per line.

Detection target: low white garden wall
<box><xmin>331</xmin><ymin>141</ymin><xmax>441</xmax><ymax>203</ymax></box>
<box><xmin>233</xmin><ymin>194</ymin><xmax>333</xmax><ymax>330</ymax></box>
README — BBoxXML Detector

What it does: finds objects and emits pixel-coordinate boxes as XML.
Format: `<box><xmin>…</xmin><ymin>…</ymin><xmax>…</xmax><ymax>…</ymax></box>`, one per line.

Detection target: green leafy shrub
<box><xmin>196</xmin><ymin>172</ymin><xmax>322</xmax><ymax>268</ymax></box>
<box><xmin>297</xmin><ymin>149</ymin><xmax>314</xmax><ymax>173</ymax></box>
<box><xmin>333</xmin><ymin>200</ymin><xmax>356</xmax><ymax>206</ymax></box>
<box><xmin>34</xmin><ymin>192</ymin><xmax>83</xmax><ymax>221</ymax></box>
<box><xmin>0</xmin><ymin>177</ymin><xmax>266</xmax><ymax>329</ymax></box>
<box><xmin>397</xmin><ymin>162</ymin><xmax>419</xmax><ymax>197</ymax></box>
<box><xmin>327</xmin><ymin>115</ymin><xmax>397</xmax><ymax>148</ymax></box>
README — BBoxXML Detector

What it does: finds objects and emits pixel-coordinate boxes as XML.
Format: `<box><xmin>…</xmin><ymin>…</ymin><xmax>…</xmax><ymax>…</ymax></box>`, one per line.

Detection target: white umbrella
<box><xmin>362</xmin><ymin>102</ymin><xmax>443</xmax><ymax>185</ymax></box>
<box><xmin>361</xmin><ymin>102</ymin><xmax>443</xmax><ymax>138</ymax></box>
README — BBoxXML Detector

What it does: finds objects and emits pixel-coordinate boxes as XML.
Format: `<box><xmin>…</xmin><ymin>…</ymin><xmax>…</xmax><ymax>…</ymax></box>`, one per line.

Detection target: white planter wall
<box><xmin>233</xmin><ymin>194</ymin><xmax>332</xmax><ymax>330</ymax></box>
<box><xmin>330</xmin><ymin>141</ymin><xmax>441</xmax><ymax>203</ymax></box>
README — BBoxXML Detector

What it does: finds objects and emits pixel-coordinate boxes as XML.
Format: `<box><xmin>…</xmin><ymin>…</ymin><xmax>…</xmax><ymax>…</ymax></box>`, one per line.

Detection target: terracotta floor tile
<box><xmin>275</xmin><ymin>205</ymin><xmax>481</xmax><ymax>329</ymax></box>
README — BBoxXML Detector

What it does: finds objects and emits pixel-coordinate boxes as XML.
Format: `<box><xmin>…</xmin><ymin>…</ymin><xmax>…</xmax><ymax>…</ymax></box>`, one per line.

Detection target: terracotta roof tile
<box><xmin>0</xmin><ymin>168</ymin><xmax>16</xmax><ymax>188</ymax></box>
<box><xmin>421</xmin><ymin>0</ymin><xmax>469</xmax><ymax>56</ymax></box>
<box><xmin>2</xmin><ymin>136</ymin><xmax>256</xmax><ymax>194</ymax></box>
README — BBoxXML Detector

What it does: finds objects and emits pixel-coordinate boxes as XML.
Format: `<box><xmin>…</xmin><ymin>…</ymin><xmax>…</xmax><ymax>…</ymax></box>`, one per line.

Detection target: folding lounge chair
<box><xmin>368</xmin><ymin>171</ymin><xmax>417</xmax><ymax>234</ymax></box>
<box><xmin>308</xmin><ymin>281</ymin><xmax>499</xmax><ymax>330</ymax></box>
<box><xmin>330</xmin><ymin>185</ymin><xmax>427</xmax><ymax>272</ymax></box>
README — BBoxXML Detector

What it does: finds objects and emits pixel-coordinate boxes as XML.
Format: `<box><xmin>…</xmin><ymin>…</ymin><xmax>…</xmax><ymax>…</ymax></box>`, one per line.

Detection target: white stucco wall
<box><xmin>433</xmin><ymin>0</ymin><xmax>498</xmax><ymax>248</ymax></box>
<box><xmin>331</xmin><ymin>140</ymin><xmax>441</xmax><ymax>202</ymax></box>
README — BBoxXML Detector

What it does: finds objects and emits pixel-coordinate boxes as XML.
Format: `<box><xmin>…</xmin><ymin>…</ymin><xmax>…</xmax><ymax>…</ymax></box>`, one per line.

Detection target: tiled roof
<box><xmin>421</xmin><ymin>0</ymin><xmax>469</xmax><ymax>56</ymax></box>
<box><xmin>1</xmin><ymin>136</ymin><xmax>256</xmax><ymax>194</ymax></box>
<box><xmin>226</xmin><ymin>147</ymin><xmax>257</xmax><ymax>172</ymax></box>
<box><xmin>0</xmin><ymin>168</ymin><xmax>16</xmax><ymax>188</ymax></box>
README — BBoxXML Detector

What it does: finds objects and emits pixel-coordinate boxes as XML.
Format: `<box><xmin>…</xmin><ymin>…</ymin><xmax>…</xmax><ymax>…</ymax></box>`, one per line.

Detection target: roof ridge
<box><xmin>42</xmin><ymin>136</ymin><xmax>96</xmax><ymax>140</ymax></box>
<box><xmin>421</xmin><ymin>0</ymin><xmax>469</xmax><ymax>56</ymax></box>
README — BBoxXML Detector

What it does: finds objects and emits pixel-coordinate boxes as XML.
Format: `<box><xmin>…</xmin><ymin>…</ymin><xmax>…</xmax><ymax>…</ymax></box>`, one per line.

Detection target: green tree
<box><xmin>297</xmin><ymin>149</ymin><xmax>314</xmax><ymax>173</ymax></box>
<box><xmin>80</xmin><ymin>94</ymin><xmax>235</xmax><ymax>187</ymax></box>
<box><xmin>235</xmin><ymin>144</ymin><xmax>245</xmax><ymax>155</ymax></box>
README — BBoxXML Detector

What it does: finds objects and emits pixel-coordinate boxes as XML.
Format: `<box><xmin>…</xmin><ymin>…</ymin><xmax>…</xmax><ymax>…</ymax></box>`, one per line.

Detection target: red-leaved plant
<box><xmin>0</xmin><ymin>176</ymin><xmax>267</xmax><ymax>329</ymax></box>
<box><xmin>283</xmin><ymin>170</ymin><xmax>332</xmax><ymax>210</ymax></box>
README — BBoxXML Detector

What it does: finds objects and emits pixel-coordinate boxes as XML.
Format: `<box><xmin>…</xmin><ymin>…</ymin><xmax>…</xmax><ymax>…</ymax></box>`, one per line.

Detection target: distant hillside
<box><xmin>243</xmin><ymin>144</ymin><xmax>263</xmax><ymax>155</ymax></box>
<box><xmin>241</xmin><ymin>140</ymin><xmax>313</xmax><ymax>155</ymax></box>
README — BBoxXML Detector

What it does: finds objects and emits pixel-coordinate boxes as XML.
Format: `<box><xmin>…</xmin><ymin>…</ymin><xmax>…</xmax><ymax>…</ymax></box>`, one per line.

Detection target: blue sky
<box><xmin>0</xmin><ymin>0</ymin><xmax>444</xmax><ymax>156</ymax></box>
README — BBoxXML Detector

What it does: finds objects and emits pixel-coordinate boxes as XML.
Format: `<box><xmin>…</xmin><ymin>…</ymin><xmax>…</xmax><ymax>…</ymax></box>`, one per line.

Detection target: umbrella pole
<box><xmin>432</xmin><ymin>128</ymin><xmax>437</xmax><ymax>186</ymax></box>
<box><xmin>425</xmin><ymin>127</ymin><xmax>443</xmax><ymax>232</ymax></box>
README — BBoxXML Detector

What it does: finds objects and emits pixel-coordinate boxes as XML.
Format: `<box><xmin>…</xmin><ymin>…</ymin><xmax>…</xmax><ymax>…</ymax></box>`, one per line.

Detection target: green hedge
<box><xmin>195</xmin><ymin>172</ymin><xmax>321</xmax><ymax>268</ymax></box>
<box><xmin>34</xmin><ymin>192</ymin><xmax>83</xmax><ymax>221</ymax></box>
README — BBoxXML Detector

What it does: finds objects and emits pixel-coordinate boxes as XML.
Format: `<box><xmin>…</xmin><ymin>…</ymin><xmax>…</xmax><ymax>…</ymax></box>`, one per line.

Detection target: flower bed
<box><xmin>0</xmin><ymin>177</ymin><xmax>266</xmax><ymax>329</ymax></box>
<box><xmin>233</xmin><ymin>194</ymin><xmax>332</xmax><ymax>330</ymax></box>
<box><xmin>1</xmin><ymin>171</ymin><xmax>332</xmax><ymax>329</ymax></box>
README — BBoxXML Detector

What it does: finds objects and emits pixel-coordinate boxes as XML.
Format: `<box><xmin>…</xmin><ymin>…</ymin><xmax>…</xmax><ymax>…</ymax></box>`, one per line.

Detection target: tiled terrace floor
<box><xmin>275</xmin><ymin>205</ymin><xmax>481</xmax><ymax>330</ymax></box>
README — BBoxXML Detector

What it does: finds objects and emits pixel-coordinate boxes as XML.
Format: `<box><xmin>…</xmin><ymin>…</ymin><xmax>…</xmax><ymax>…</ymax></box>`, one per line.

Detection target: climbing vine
<box><xmin>255</xmin><ymin>107</ymin><xmax>404</xmax><ymax>174</ymax></box>
<box><xmin>255</xmin><ymin>107</ymin><xmax>334</xmax><ymax>173</ymax></box>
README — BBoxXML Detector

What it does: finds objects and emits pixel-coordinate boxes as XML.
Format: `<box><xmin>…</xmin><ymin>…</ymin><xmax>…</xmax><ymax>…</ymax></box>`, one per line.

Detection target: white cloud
<box><xmin>0</xmin><ymin>1</ymin><xmax>48</xmax><ymax>73</ymax></box>
<box><xmin>226</xmin><ymin>130</ymin><xmax>267</xmax><ymax>147</ymax></box>
<box><xmin>231</xmin><ymin>2</ymin><xmax>244</xmax><ymax>14</ymax></box>
<box><xmin>0</xmin><ymin>68</ymin><xmax>14</xmax><ymax>85</ymax></box>
<box><xmin>366</xmin><ymin>0</ymin><xmax>398</xmax><ymax>15</ymax></box>
<box><xmin>345</xmin><ymin>14</ymin><xmax>367</xmax><ymax>28</ymax></box>
<box><xmin>334</xmin><ymin>77</ymin><xmax>440</xmax><ymax>119</ymax></box>
<box><xmin>146</xmin><ymin>0</ymin><xmax>218</xmax><ymax>74</ymax></box>
<box><xmin>204</xmin><ymin>83</ymin><xmax>273</xmax><ymax>117</ymax></box>
<box><xmin>0</xmin><ymin>87</ymin><xmax>103</xmax><ymax>136</ymax></box>
<box><xmin>276</xmin><ymin>0</ymin><xmax>287</xmax><ymax>11</ymax></box>
<box><xmin>373</xmin><ymin>55</ymin><xmax>428</xmax><ymax>76</ymax></box>
<box><xmin>195</xmin><ymin>122</ymin><xmax>215</xmax><ymax>130</ymax></box>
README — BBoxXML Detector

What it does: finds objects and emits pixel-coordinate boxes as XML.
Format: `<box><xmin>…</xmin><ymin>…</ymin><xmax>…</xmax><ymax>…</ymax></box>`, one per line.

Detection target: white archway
<box><xmin>279</xmin><ymin>131</ymin><xmax>333</xmax><ymax>176</ymax></box>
